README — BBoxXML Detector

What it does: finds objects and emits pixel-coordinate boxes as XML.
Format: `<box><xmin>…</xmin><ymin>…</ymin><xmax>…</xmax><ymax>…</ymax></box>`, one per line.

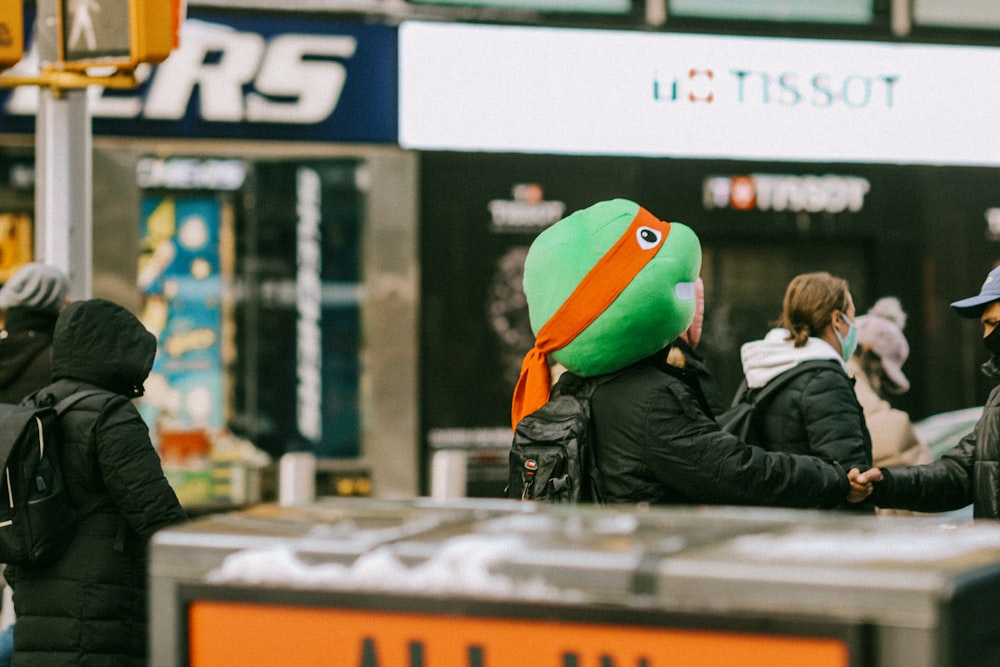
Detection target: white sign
<box><xmin>703</xmin><ymin>174</ymin><xmax>871</xmax><ymax>213</ymax></box>
<box><xmin>136</xmin><ymin>157</ymin><xmax>247</xmax><ymax>190</ymax></box>
<box><xmin>296</xmin><ymin>167</ymin><xmax>323</xmax><ymax>443</ymax></box>
<box><xmin>399</xmin><ymin>22</ymin><xmax>1000</xmax><ymax>166</ymax></box>
<box><xmin>488</xmin><ymin>183</ymin><xmax>565</xmax><ymax>232</ymax></box>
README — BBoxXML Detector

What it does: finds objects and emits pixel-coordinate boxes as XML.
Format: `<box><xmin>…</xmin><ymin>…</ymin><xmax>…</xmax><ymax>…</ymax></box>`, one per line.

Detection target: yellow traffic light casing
<box><xmin>129</xmin><ymin>0</ymin><xmax>175</xmax><ymax>66</ymax></box>
<box><xmin>57</xmin><ymin>0</ymin><xmax>179</xmax><ymax>70</ymax></box>
<box><xmin>0</xmin><ymin>0</ymin><xmax>24</xmax><ymax>70</ymax></box>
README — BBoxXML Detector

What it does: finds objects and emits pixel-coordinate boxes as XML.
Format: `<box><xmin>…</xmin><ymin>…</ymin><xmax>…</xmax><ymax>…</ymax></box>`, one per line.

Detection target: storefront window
<box><xmin>667</xmin><ymin>0</ymin><xmax>873</xmax><ymax>23</ymax></box>
<box><xmin>233</xmin><ymin>160</ymin><xmax>363</xmax><ymax>460</ymax></box>
<box><xmin>913</xmin><ymin>0</ymin><xmax>1000</xmax><ymax>29</ymax></box>
<box><xmin>407</xmin><ymin>0</ymin><xmax>632</xmax><ymax>12</ymax></box>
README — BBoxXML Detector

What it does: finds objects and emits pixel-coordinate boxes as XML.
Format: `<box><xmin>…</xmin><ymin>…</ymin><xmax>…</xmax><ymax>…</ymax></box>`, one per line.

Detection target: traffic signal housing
<box><xmin>0</xmin><ymin>0</ymin><xmax>24</xmax><ymax>70</ymax></box>
<box><xmin>58</xmin><ymin>0</ymin><xmax>181</xmax><ymax>70</ymax></box>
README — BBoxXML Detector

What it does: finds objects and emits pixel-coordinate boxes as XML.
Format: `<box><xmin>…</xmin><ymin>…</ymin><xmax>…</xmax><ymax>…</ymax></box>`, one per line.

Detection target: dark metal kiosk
<box><xmin>149</xmin><ymin>499</ymin><xmax>1000</xmax><ymax>666</ymax></box>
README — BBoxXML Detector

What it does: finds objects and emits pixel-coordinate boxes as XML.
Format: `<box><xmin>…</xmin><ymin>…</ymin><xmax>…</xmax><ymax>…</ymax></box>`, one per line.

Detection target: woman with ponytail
<box><xmin>737</xmin><ymin>271</ymin><xmax>875</xmax><ymax>513</ymax></box>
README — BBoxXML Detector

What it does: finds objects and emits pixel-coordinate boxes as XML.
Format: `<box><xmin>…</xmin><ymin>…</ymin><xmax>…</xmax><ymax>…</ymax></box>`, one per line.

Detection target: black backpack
<box><xmin>718</xmin><ymin>360</ymin><xmax>836</xmax><ymax>445</ymax></box>
<box><xmin>0</xmin><ymin>389</ymin><xmax>105</xmax><ymax>566</ymax></box>
<box><xmin>507</xmin><ymin>372</ymin><xmax>613</xmax><ymax>504</ymax></box>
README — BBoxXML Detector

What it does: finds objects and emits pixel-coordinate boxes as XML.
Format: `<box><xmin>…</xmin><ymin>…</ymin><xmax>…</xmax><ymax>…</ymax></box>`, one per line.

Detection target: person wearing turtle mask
<box><xmin>512</xmin><ymin>200</ymin><xmax>876</xmax><ymax>508</ymax></box>
<box><xmin>864</xmin><ymin>265</ymin><xmax>1000</xmax><ymax>519</ymax></box>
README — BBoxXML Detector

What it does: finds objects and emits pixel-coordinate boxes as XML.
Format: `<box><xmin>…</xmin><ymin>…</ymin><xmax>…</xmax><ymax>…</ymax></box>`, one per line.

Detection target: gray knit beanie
<box><xmin>0</xmin><ymin>263</ymin><xmax>71</xmax><ymax>314</ymax></box>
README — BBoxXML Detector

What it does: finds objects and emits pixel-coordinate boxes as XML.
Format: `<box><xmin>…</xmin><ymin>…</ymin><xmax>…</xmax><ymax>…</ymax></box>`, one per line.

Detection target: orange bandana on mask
<box><xmin>511</xmin><ymin>207</ymin><xmax>672</xmax><ymax>429</ymax></box>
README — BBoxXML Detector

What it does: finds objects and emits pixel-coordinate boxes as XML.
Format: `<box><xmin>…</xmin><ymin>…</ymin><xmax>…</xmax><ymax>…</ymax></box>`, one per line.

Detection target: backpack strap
<box><xmin>741</xmin><ymin>359</ymin><xmax>844</xmax><ymax>408</ymax></box>
<box><xmin>53</xmin><ymin>389</ymin><xmax>107</xmax><ymax>416</ymax></box>
<box><xmin>574</xmin><ymin>371</ymin><xmax>621</xmax><ymax>504</ymax></box>
<box><xmin>51</xmin><ymin>389</ymin><xmax>111</xmax><ymax>521</ymax></box>
<box><xmin>729</xmin><ymin>377</ymin><xmax>750</xmax><ymax>408</ymax></box>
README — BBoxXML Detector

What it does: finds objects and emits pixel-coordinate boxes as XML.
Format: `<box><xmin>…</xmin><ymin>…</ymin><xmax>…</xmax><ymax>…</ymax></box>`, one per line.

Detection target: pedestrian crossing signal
<box><xmin>58</xmin><ymin>0</ymin><xmax>181</xmax><ymax>69</ymax></box>
<box><xmin>0</xmin><ymin>0</ymin><xmax>24</xmax><ymax>70</ymax></box>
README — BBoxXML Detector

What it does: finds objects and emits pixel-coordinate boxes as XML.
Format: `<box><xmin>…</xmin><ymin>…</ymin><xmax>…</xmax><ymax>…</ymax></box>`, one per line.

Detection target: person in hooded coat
<box><xmin>4</xmin><ymin>298</ymin><xmax>187</xmax><ymax>667</ymax></box>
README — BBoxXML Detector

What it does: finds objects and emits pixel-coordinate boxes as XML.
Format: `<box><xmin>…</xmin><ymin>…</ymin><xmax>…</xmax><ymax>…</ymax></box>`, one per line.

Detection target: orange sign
<box><xmin>0</xmin><ymin>214</ymin><xmax>34</xmax><ymax>283</ymax></box>
<box><xmin>189</xmin><ymin>602</ymin><xmax>849</xmax><ymax>667</ymax></box>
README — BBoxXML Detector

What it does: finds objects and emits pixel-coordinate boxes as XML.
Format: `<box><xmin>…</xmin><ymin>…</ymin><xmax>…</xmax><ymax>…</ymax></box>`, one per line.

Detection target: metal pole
<box><xmin>891</xmin><ymin>0</ymin><xmax>912</xmax><ymax>37</ymax></box>
<box><xmin>34</xmin><ymin>86</ymin><xmax>92</xmax><ymax>299</ymax></box>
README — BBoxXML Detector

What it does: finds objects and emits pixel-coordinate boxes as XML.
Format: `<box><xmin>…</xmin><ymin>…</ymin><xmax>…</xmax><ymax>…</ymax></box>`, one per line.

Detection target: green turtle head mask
<box><xmin>511</xmin><ymin>198</ymin><xmax>702</xmax><ymax>428</ymax></box>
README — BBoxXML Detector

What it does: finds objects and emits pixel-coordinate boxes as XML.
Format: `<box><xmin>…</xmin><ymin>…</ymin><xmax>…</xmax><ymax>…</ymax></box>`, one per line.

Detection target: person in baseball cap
<box><xmin>951</xmin><ymin>264</ymin><xmax>1000</xmax><ymax>380</ymax></box>
<box><xmin>950</xmin><ymin>264</ymin><xmax>1000</xmax><ymax>319</ymax></box>
<box><xmin>866</xmin><ymin>263</ymin><xmax>1000</xmax><ymax>518</ymax></box>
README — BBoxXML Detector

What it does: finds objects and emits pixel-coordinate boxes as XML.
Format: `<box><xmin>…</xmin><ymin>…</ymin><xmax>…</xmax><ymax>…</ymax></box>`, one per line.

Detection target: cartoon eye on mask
<box><xmin>636</xmin><ymin>226</ymin><xmax>663</xmax><ymax>251</ymax></box>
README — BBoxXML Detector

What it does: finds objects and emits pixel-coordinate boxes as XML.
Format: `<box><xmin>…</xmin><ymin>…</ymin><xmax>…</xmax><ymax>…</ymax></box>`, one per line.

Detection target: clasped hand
<box><xmin>847</xmin><ymin>467</ymin><xmax>883</xmax><ymax>503</ymax></box>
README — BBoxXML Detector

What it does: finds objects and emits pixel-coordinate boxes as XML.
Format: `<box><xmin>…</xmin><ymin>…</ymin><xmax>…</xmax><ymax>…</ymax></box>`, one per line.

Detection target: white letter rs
<box><xmin>247</xmin><ymin>35</ymin><xmax>357</xmax><ymax>124</ymax></box>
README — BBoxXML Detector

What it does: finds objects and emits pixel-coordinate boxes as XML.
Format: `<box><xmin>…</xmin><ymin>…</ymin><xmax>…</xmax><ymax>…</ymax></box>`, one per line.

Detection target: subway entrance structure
<box><xmin>151</xmin><ymin>499</ymin><xmax>1000</xmax><ymax>666</ymax></box>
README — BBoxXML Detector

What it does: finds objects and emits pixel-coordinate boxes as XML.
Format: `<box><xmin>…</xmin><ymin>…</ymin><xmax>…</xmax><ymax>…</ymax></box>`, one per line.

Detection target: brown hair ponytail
<box><xmin>779</xmin><ymin>272</ymin><xmax>849</xmax><ymax>348</ymax></box>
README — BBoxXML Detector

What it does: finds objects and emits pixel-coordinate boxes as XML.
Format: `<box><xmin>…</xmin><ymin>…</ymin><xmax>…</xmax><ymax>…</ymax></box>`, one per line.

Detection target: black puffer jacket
<box><xmin>739</xmin><ymin>329</ymin><xmax>874</xmax><ymax>513</ymax></box>
<box><xmin>5</xmin><ymin>299</ymin><xmax>187</xmax><ymax>667</ymax></box>
<box><xmin>873</xmin><ymin>371</ymin><xmax>1000</xmax><ymax>519</ymax></box>
<box><xmin>753</xmin><ymin>362</ymin><xmax>873</xmax><ymax>472</ymax></box>
<box><xmin>586</xmin><ymin>351</ymin><xmax>850</xmax><ymax>507</ymax></box>
<box><xmin>752</xmin><ymin>363</ymin><xmax>875</xmax><ymax>513</ymax></box>
<box><xmin>0</xmin><ymin>308</ymin><xmax>59</xmax><ymax>404</ymax></box>
<box><xmin>665</xmin><ymin>338</ymin><xmax>725</xmax><ymax>418</ymax></box>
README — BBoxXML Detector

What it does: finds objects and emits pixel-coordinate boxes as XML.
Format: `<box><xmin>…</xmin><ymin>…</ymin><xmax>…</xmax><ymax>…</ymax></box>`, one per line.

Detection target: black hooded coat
<box><xmin>4</xmin><ymin>299</ymin><xmax>187</xmax><ymax>667</ymax></box>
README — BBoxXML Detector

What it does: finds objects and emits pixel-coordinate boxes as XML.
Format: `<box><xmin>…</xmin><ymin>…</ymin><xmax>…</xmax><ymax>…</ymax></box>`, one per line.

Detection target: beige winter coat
<box><xmin>847</xmin><ymin>358</ymin><xmax>932</xmax><ymax>467</ymax></box>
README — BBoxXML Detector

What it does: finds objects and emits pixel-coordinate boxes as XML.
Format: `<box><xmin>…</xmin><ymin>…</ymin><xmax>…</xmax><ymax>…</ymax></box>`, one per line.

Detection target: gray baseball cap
<box><xmin>951</xmin><ymin>265</ymin><xmax>1000</xmax><ymax>318</ymax></box>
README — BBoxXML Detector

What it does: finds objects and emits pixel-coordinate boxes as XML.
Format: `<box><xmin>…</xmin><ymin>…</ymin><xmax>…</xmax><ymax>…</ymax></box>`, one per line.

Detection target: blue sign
<box><xmin>138</xmin><ymin>195</ymin><xmax>225</xmax><ymax>430</ymax></box>
<box><xmin>0</xmin><ymin>11</ymin><xmax>398</xmax><ymax>143</ymax></box>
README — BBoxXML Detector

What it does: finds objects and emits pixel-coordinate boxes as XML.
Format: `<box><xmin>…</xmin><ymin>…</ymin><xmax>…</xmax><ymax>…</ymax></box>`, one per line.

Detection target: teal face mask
<box><xmin>834</xmin><ymin>313</ymin><xmax>858</xmax><ymax>362</ymax></box>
